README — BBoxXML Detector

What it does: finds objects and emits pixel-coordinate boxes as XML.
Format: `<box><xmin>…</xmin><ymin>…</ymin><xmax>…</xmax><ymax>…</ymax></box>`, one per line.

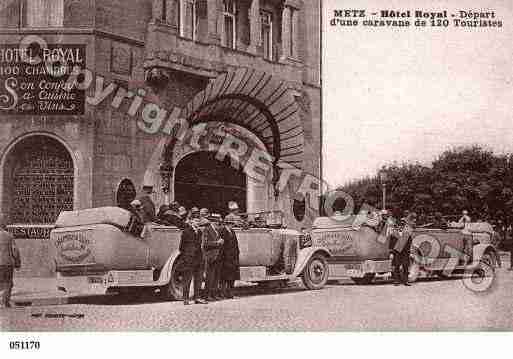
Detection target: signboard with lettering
<box><xmin>0</xmin><ymin>44</ymin><xmax>85</xmax><ymax>115</ymax></box>
<box><xmin>312</xmin><ymin>230</ymin><xmax>357</xmax><ymax>256</ymax></box>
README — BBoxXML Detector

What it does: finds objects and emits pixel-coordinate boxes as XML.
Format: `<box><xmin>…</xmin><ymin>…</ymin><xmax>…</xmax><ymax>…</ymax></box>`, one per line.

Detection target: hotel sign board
<box><xmin>0</xmin><ymin>44</ymin><xmax>85</xmax><ymax>115</ymax></box>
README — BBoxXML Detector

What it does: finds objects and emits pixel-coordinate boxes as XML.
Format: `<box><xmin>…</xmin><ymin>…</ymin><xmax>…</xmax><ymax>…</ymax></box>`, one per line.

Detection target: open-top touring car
<box><xmin>50</xmin><ymin>207</ymin><xmax>331</xmax><ymax>299</ymax></box>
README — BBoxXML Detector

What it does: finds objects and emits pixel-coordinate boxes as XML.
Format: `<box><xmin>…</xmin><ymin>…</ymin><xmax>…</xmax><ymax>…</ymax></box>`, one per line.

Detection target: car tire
<box><xmin>351</xmin><ymin>273</ymin><xmax>376</xmax><ymax>285</ymax></box>
<box><xmin>301</xmin><ymin>253</ymin><xmax>329</xmax><ymax>290</ymax></box>
<box><xmin>160</xmin><ymin>258</ymin><xmax>184</xmax><ymax>301</ymax></box>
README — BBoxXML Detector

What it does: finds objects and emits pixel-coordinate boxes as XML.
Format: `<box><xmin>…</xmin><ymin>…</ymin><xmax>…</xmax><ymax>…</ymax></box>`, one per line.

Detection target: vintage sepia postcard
<box><xmin>0</xmin><ymin>0</ymin><xmax>512</xmax><ymax>356</ymax></box>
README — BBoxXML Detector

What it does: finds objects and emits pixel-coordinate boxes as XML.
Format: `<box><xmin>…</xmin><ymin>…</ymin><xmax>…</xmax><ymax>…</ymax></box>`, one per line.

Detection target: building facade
<box><xmin>0</xmin><ymin>0</ymin><xmax>321</xmax><ymax>238</ymax></box>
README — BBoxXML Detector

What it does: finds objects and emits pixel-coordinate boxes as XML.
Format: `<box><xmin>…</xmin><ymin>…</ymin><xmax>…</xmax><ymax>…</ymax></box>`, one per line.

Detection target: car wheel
<box><xmin>160</xmin><ymin>258</ymin><xmax>185</xmax><ymax>301</ymax></box>
<box><xmin>462</xmin><ymin>252</ymin><xmax>496</xmax><ymax>293</ymax></box>
<box><xmin>351</xmin><ymin>273</ymin><xmax>376</xmax><ymax>285</ymax></box>
<box><xmin>301</xmin><ymin>253</ymin><xmax>329</xmax><ymax>290</ymax></box>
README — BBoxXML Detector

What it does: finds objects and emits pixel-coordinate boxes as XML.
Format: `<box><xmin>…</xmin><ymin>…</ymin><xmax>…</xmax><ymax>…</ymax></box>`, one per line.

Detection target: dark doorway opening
<box><xmin>174</xmin><ymin>151</ymin><xmax>246</xmax><ymax>216</ymax></box>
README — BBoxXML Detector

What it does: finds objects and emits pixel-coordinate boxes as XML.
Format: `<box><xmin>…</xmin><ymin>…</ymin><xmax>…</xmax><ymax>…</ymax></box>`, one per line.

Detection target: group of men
<box><xmin>129</xmin><ymin>189</ymin><xmax>243</xmax><ymax>305</ymax></box>
<box><xmin>179</xmin><ymin>203</ymin><xmax>242</xmax><ymax>305</ymax></box>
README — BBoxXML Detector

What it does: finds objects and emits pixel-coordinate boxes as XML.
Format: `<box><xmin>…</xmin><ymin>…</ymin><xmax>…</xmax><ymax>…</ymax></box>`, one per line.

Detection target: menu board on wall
<box><xmin>0</xmin><ymin>43</ymin><xmax>85</xmax><ymax>115</ymax></box>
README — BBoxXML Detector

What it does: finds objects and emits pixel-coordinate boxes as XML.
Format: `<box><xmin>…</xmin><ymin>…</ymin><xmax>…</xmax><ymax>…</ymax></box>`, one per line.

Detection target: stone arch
<box><xmin>165</xmin><ymin>67</ymin><xmax>305</xmax><ymax>169</ymax></box>
<box><xmin>0</xmin><ymin>133</ymin><xmax>76</xmax><ymax>224</ymax></box>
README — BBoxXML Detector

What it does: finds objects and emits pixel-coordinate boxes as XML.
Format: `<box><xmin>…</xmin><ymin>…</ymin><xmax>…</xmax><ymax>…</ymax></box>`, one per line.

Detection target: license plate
<box><xmin>345</xmin><ymin>264</ymin><xmax>362</xmax><ymax>277</ymax></box>
<box><xmin>88</xmin><ymin>276</ymin><xmax>104</xmax><ymax>284</ymax></box>
<box><xmin>346</xmin><ymin>269</ymin><xmax>362</xmax><ymax>276</ymax></box>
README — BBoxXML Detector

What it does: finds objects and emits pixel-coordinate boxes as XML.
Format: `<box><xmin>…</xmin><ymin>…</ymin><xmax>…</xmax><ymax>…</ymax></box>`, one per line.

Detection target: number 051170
<box><xmin>9</xmin><ymin>341</ymin><xmax>40</xmax><ymax>350</ymax></box>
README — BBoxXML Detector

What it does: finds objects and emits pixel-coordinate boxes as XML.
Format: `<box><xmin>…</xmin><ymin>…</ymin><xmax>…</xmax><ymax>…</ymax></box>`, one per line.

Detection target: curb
<box><xmin>12</xmin><ymin>294</ymin><xmax>70</xmax><ymax>307</ymax></box>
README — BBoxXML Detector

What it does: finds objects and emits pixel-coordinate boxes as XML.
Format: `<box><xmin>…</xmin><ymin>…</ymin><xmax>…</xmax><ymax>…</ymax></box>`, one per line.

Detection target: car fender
<box><xmin>157</xmin><ymin>250</ymin><xmax>182</xmax><ymax>284</ymax></box>
<box><xmin>292</xmin><ymin>247</ymin><xmax>331</xmax><ymax>278</ymax></box>
<box><xmin>472</xmin><ymin>244</ymin><xmax>499</xmax><ymax>268</ymax></box>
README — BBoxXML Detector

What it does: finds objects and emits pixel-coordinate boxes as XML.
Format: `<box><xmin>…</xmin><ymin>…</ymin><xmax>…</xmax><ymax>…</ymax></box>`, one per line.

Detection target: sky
<box><xmin>322</xmin><ymin>0</ymin><xmax>513</xmax><ymax>187</ymax></box>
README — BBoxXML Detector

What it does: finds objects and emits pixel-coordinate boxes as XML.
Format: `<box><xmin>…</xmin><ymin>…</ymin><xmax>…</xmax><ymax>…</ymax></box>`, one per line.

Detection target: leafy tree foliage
<box><xmin>337</xmin><ymin>146</ymin><xmax>513</xmax><ymax>227</ymax></box>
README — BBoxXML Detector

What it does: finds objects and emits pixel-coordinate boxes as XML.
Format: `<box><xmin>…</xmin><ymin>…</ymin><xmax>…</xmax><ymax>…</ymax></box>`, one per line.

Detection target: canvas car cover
<box><xmin>55</xmin><ymin>207</ymin><xmax>133</xmax><ymax>229</ymax></box>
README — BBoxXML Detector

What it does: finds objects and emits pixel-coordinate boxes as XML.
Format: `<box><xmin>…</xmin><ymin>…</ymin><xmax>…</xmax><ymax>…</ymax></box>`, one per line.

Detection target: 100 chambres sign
<box><xmin>0</xmin><ymin>44</ymin><xmax>85</xmax><ymax>115</ymax></box>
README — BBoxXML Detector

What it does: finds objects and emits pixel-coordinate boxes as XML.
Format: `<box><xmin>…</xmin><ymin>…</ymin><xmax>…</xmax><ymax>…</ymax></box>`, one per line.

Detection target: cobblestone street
<box><xmin>2</xmin><ymin>266</ymin><xmax>513</xmax><ymax>331</ymax></box>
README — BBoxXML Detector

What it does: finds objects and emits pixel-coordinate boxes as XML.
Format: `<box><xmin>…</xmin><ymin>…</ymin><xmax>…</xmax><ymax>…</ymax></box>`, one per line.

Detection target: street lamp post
<box><xmin>379</xmin><ymin>171</ymin><xmax>387</xmax><ymax>210</ymax></box>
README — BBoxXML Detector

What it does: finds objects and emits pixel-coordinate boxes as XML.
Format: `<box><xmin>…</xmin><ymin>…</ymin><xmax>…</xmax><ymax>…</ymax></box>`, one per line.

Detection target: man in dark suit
<box><xmin>389</xmin><ymin>212</ymin><xmax>416</xmax><ymax>286</ymax></box>
<box><xmin>220</xmin><ymin>218</ymin><xmax>240</xmax><ymax>299</ymax></box>
<box><xmin>201</xmin><ymin>213</ymin><xmax>224</xmax><ymax>301</ymax></box>
<box><xmin>179</xmin><ymin>219</ymin><xmax>207</xmax><ymax>305</ymax></box>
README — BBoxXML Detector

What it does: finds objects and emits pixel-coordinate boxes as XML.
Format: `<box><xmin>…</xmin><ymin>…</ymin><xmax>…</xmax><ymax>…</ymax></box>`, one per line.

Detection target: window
<box><xmin>222</xmin><ymin>0</ymin><xmax>236</xmax><ymax>49</ymax></box>
<box><xmin>180</xmin><ymin>0</ymin><xmax>196</xmax><ymax>39</ymax></box>
<box><xmin>6</xmin><ymin>135</ymin><xmax>73</xmax><ymax>224</ymax></box>
<box><xmin>289</xmin><ymin>7</ymin><xmax>298</xmax><ymax>58</ymax></box>
<box><xmin>116</xmin><ymin>179</ymin><xmax>137</xmax><ymax>211</ymax></box>
<box><xmin>25</xmin><ymin>0</ymin><xmax>64</xmax><ymax>27</ymax></box>
<box><xmin>260</xmin><ymin>10</ymin><xmax>273</xmax><ymax>60</ymax></box>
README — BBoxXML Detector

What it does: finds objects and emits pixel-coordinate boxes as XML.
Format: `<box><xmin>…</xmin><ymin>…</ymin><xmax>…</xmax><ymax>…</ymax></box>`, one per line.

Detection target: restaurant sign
<box><xmin>0</xmin><ymin>44</ymin><xmax>85</xmax><ymax>115</ymax></box>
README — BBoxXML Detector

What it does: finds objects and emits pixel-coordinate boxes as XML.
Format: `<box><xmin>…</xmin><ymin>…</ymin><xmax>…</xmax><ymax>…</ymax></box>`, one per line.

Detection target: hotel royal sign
<box><xmin>0</xmin><ymin>43</ymin><xmax>85</xmax><ymax>115</ymax></box>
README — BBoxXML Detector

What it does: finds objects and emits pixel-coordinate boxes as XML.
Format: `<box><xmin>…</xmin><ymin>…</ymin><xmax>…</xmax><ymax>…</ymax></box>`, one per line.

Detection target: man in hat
<box><xmin>458</xmin><ymin>210</ymin><xmax>471</xmax><ymax>225</ymax></box>
<box><xmin>137</xmin><ymin>186</ymin><xmax>156</xmax><ymax>223</ymax></box>
<box><xmin>390</xmin><ymin>212</ymin><xmax>416</xmax><ymax>286</ymax></box>
<box><xmin>0</xmin><ymin>213</ymin><xmax>20</xmax><ymax>308</ymax></box>
<box><xmin>178</xmin><ymin>206</ymin><xmax>188</xmax><ymax>222</ymax></box>
<box><xmin>179</xmin><ymin>216</ymin><xmax>207</xmax><ymax>305</ymax></box>
<box><xmin>201</xmin><ymin>213</ymin><xmax>224</xmax><ymax>301</ymax></box>
<box><xmin>220</xmin><ymin>216</ymin><xmax>240</xmax><ymax>299</ymax></box>
<box><xmin>199</xmin><ymin>208</ymin><xmax>211</xmax><ymax>227</ymax></box>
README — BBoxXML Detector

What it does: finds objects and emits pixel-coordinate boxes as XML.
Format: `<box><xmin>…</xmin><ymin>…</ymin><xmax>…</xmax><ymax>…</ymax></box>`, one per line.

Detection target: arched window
<box><xmin>292</xmin><ymin>197</ymin><xmax>306</xmax><ymax>222</ymax></box>
<box><xmin>116</xmin><ymin>179</ymin><xmax>137</xmax><ymax>211</ymax></box>
<box><xmin>4</xmin><ymin>135</ymin><xmax>74</xmax><ymax>224</ymax></box>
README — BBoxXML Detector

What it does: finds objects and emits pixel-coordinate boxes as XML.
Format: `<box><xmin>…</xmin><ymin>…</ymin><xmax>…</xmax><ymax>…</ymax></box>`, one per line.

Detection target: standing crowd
<box><xmin>130</xmin><ymin>189</ymin><xmax>243</xmax><ymax>305</ymax></box>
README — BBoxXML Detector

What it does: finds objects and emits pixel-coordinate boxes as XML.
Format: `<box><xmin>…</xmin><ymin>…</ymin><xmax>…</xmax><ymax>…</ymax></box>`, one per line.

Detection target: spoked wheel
<box><xmin>462</xmin><ymin>252</ymin><xmax>496</xmax><ymax>293</ymax></box>
<box><xmin>160</xmin><ymin>258</ymin><xmax>185</xmax><ymax>301</ymax></box>
<box><xmin>351</xmin><ymin>273</ymin><xmax>376</xmax><ymax>285</ymax></box>
<box><xmin>301</xmin><ymin>253</ymin><xmax>329</xmax><ymax>290</ymax></box>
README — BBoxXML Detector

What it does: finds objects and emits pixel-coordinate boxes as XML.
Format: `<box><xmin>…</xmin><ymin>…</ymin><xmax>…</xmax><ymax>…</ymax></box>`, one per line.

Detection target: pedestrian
<box><xmin>458</xmin><ymin>210</ymin><xmax>471</xmax><ymax>225</ymax></box>
<box><xmin>178</xmin><ymin>206</ymin><xmax>188</xmax><ymax>221</ymax></box>
<box><xmin>390</xmin><ymin>212</ymin><xmax>416</xmax><ymax>286</ymax></box>
<box><xmin>220</xmin><ymin>217</ymin><xmax>241</xmax><ymax>299</ymax></box>
<box><xmin>179</xmin><ymin>218</ymin><xmax>207</xmax><ymax>305</ymax></box>
<box><xmin>137</xmin><ymin>185</ymin><xmax>156</xmax><ymax>223</ymax></box>
<box><xmin>199</xmin><ymin>207</ymin><xmax>210</xmax><ymax>227</ymax></box>
<box><xmin>0</xmin><ymin>213</ymin><xmax>21</xmax><ymax>308</ymax></box>
<box><xmin>201</xmin><ymin>213</ymin><xmax>224</xmax><ymax>301</ymax></box>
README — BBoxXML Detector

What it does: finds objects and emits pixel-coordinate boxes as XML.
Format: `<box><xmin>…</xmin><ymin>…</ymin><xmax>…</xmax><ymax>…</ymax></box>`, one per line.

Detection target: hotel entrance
<box><xmin>174</xmin><ymin>151</ymin><xmax>246</xmax><ymax>215</ymax></box>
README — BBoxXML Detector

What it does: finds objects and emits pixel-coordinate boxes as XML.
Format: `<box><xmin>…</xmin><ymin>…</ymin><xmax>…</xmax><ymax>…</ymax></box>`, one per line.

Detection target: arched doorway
<box><xmin>3</xmin><ymin>135</ymin><xmax>74</xmax><ymax>224</ymax></box>
<box><xmin>174</xmin><ymin>151</ymin><xmax>246</xmax><ymax>215</ymax></box>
